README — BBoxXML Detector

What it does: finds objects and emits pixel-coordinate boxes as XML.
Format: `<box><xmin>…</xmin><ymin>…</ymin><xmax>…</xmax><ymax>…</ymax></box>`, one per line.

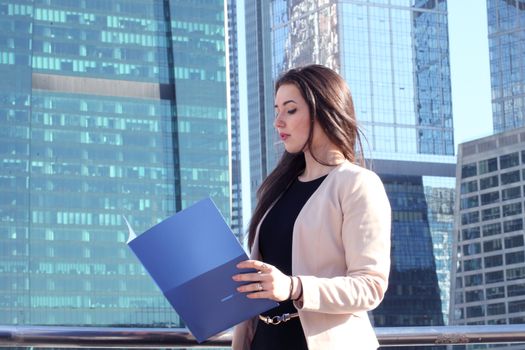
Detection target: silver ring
<box><xmin>257</xmin><ymin>283</ymin><xmax>263</xmax><ymax>291</ymax></box>
<box><xmin>261</xmin><ymin>264</ymin><xmax>268</xmax><ymax>270</ymax></box>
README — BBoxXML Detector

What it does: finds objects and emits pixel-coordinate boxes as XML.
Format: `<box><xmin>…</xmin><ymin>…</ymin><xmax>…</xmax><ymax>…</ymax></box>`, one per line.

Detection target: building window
<box><xmin>500</xmin><ymin>170</ymin><xmax>521</xmax><ymax>185</ymax></box>
<box><xmin>506</xmin><ymin>251</ymin><xmax>525</xmax><ymax>265</ymax></box>
<box><xmin>479</xmin><ymin>157</ymin><xmax>498</xmax><ymax>174</ymax></box>
<box><xmin>466</xmin><ymin>305</ymin><xmax>484</xmax><ymax>318</ymax></box>
<box><xmin>484</xmin><ymin>254</ymin><xmax>503</xmax><ymax>268</ymax></box>
<box><xmin>507</xmin><ymin>284</ymin><xmax>525</xmax><ymax>297</ymax></box>
<box><xmin>510</xmin><ymin>316</ymin><xmax>525</xmax><ymax>324</ymax></box>
<box><xmin>486</xmin><ymin>286</ymin><xmax>505</xmax><ymax>300</ymax></box>
<box><xmin>465</xmin><ymin>289</ymin><xmax>484</xmax><ymax>302</ymax></box>
<box><xmin>482</xmin><ymin>223</ymin><xmax>501</xmax><ymax>237</ymax></box>
<box><xmin>461</xmin><ymin>180</ymin><xmax>478</xmax><ymax>194</ymax></box>
<box><xmin>500</xmin><ymin>152</ymin><xmax>520</xmax><ymax>169</ymax></box>
<box><xmin>487</xmin><ymin>303</ymin><xmax>506</xmax><ymax>316</ymax></box>
<box><xmin>480</xmin><ymin>191</ymin><xmax>500</xmax><ymax>206</ymax></box>
<box><xmin>502</xmin><ymin>202</ymin><xmax>522</xmax><ymax>217</ymax></box>
<box><xmin>501</xmin><ymin>186</ymin><xmax>521</xmax><ymax>201</ymax></box>
<box><xmin>504</xmin><ymin>235</ymin><xmax>524</xmax><ymax>249</ymax></box>
<box><xmin>508</xmin><ymin>300</ymin><xmax>525</xmax><ymax>314</ymax></box>
<box><xmin>462</xmin><ymin>227</ymin><xmax>480</xmax><ymax>240</ymax></box>
<box><xmin>483</xmin><ymin>239</ymin><xmax>502</xmax><ymax>253</ymax></box>
<box><xmin>485</xmin><ymin>270</ymin><xmax>504</xmax><ymax>284</ymax></box>
<box><xmin>481</xmin><ymin>207</ymin><xmax>500</xmax><ymax>221</ymax></box>
<box><xmin>464</xmin><ymin>273</ymin><xmax>483</xmax><ymax>286</ymax></box>
<box><xmin>503</xmin><ymin>218</ymin><xmax>523</xmax><ymax>233</ymax></box>
<box><xmin>464</xmin><ymin>258</ymin><xmax>482</xmax><ymax>271</ymax></box>
<box><xmin>479</xmin><ymin>175</ymin><xmax>498</xmax><ymax>190</ymax></box>
<box><xmin>462</xmin><ymin>211</ymin><xmax>480</xmax><ymax>225</ymax></box>
<box><xmin>506</xmin><ymin>267</ymin><xmax>525</xmax><ymax>281</ymax></box>
<box><xmin>461</xmin><ymin>196</ymin><xmax>479</xmax><ymax>209</ymax></box>
<box><xmin>454</xmin><ymin>308</ymin><xmax>464</xmax><ymax>320</ymax></box>
<box><xmin>461</xmin><ymin>162</ymin><xmax>477</xmax><ymax>179</ymax></box>
<box><xmin>463</xmin><ymin>243</ymin><xmax>481</xmax><ymax>256</ymax></box>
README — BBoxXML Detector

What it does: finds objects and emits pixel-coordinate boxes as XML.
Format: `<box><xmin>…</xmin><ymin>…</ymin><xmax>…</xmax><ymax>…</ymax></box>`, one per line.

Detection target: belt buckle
<box><xmin>260</xmin><ymin>313</ymin><xmax>293</xmax><ymax>325</ymax></box>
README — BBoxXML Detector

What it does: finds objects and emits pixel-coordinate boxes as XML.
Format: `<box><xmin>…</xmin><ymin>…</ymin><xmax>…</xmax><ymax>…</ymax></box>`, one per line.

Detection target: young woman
<box><xmin>232</xmin><ymin>64</ymin><xmax>391</xmax><ymax>350</ymax></box>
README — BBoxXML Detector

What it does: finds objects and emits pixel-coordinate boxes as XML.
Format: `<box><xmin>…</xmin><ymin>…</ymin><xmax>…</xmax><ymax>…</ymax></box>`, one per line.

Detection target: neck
<box><xmin>300</xmin><ymin>148</ymin><xmax>345</xmax><ymax>181</ymax></box>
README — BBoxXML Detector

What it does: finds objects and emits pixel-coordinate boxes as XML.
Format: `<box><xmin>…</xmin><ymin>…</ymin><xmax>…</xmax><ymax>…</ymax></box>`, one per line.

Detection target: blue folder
<box><xmin>125</xmin><ymin>198</ymin><xmax>277</xmax><ymax>343</ymax></box>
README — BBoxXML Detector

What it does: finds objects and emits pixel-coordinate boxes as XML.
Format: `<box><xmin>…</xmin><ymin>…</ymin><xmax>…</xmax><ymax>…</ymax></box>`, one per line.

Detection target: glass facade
<box><xmin>453</xmin><ymin>128</ymin><xmax>525</xmax><ymax>347</ymax></box>
<box><xmin>487</xmin><ymin>0</ymin><xmax>525</xmax><ymax>132</ymax></box>
<box><xmin>372</xmin><ymin>174</ymin><xmax>447</xmax><ymax>327</ymax></box>
<box><xmin>1</xmin><ymin>0</ymin><xmax>229</xmax><ymax>327</ymax></box>
<box><xmin>227</xmin><ymin>0</ymin><xmax>243</xmax><ymax>238</ymax></box>
<box><xmin>251</xmin><ymin>0</ymin><xmax>457</xmax><ymax>334</ymax></box>
<box><xmin>245</xmin><ymin>1</ymin><xmax>281</xmax><ymax>209</ymax></box>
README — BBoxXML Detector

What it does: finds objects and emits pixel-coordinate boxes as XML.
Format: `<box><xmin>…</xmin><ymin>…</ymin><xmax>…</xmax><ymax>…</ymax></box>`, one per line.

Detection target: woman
<box><xmin>232</xmin><ymin>64</ymin><xmax>391</xmax><ymax>349</ymax></box>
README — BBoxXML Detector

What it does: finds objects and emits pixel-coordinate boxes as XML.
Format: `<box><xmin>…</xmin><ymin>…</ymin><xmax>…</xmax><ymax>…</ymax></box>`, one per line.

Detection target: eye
<box><xmin>288</xmin><ymin>108</ymin><xmax>297</xmax><ymax>115</ymax></box>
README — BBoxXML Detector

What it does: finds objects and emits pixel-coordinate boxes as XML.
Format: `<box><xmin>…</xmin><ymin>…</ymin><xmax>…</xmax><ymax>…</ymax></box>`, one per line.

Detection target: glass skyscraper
<box><xmin>227</xmin><ymin>0</ymin><xmax>243</xmax><ymax>239</ymax></box>
<box><xmin>244</xmin><ymin>1</ymin><xmax>278</xmax><ymax>209</ymax></box>
<box><xmin>0</xmin><ymin>0</ymin><xmax>229</xmax><ymax>327</ymax></box>
<box><xmin>487</xmin><ymin>0</ymin><xmax>525</xmax><ymax>133</ymax></box>
<box><xmin>247</xmin><ymin>0</ymin><xmax>456</xmax><ymax>330</ymax></box>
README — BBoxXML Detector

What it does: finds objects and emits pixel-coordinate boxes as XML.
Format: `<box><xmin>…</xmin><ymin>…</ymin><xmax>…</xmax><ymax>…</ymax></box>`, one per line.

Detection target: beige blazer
<box><xmin>232</xmin><ymin>161</ymin><xmax>391</xmax><ymax>350</ymax></box>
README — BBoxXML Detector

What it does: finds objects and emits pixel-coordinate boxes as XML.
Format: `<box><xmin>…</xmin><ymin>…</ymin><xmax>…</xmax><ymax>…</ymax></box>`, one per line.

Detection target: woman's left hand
<box><xmin>232</xmin><ymin>260</ymin><xmax>291</xmax><ymax>302</ymax></box>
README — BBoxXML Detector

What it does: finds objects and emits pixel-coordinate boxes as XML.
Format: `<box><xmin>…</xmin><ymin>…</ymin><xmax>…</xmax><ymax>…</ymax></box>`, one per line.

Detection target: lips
<box><xmin>279</xmin><ymin>133</ymin><xmax>290</xmax><ymax>141</ymax></box>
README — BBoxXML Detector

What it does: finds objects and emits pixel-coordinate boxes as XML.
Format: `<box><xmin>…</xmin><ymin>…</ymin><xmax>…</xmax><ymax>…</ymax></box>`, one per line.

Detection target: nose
<box><xmin>274</xmin><ymin>112</ymin><xmax>284</xmax><ymax>129</ymax></box>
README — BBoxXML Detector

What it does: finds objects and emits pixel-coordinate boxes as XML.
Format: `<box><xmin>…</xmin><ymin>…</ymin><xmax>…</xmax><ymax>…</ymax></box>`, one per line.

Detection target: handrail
<box><xmin>0</xmin><ymin>325</ymin><xmax>525</xmax><ymax>348</ymax></box>
<box><xmin>0</xmin><ymin>325</ymin><xmax>524</xmax><ymax>348</ymax></box>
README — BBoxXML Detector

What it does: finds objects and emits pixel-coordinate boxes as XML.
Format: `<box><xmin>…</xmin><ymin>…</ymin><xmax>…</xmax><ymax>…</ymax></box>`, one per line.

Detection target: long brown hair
<box><xmin>247</xmin><ymin>64</ymin><xmax>364</xmax><ymax>249</ymax></box>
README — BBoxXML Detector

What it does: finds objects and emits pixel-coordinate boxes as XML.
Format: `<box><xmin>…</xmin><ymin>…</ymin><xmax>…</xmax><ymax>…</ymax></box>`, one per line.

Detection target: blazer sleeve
<box><xmin>294</xmin><ymin>170</ymin><xmax>391</xmax><ymax>314</ymax></box>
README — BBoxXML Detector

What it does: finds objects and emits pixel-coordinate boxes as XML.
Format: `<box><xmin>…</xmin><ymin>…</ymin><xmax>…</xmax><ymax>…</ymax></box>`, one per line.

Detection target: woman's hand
<box><xmin>232</xmin><ymin>260</ymin><xmax>291</xmax><ymax>302</ymax></box>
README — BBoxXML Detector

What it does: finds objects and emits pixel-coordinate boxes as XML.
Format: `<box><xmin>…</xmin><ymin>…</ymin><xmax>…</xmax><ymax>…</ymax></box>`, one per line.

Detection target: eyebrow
<box><xmin>274</xmin><ymin>99</ymin><xmax>297</xmax><ymax>108</ymax></box>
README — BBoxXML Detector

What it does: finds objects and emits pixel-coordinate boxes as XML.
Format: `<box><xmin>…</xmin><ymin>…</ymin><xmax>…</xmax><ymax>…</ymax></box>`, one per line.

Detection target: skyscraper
<box><xmin>448</xmin><ymin>2</ymin><xmax>525</xmax><ymax>344</ymax></box>
<box><xmin>244</xmin><ymin>1</ymin><xmax>279</xmax><ymax>208</ymax></box>
<box><xmin>487</xmin><ymin>0</ymin><xmax>525</xmax><ymax>133</ymax></box>
<box><xmin>227</xmin><ymin>0</ymin><xmax>244</xmax><ymax>239</ymax></box>
<box><xmin>247</xmin><ymin>0</ymin><xmax>456</xmax><ymax>328</ymax></box>
<box><xmin>452</xmin><ymin>128</ymin><xmax>525</xmax><ymax>349</ymax></box>
<box><xmin>0</xmin><ymin>0</ymin><xmax>229</xmax><ymax>327</ymax></box>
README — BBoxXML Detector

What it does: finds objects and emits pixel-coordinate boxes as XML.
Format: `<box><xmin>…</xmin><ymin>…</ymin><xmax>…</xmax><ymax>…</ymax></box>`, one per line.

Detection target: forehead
<box><xmin>275</xmin><ymin>84</ymin><xmax>304</xmax><ymax>104</ymax></box>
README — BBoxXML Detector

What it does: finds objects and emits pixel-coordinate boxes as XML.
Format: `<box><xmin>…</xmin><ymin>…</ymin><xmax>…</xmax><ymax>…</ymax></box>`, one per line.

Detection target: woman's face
<box><xmin>274</xmin><ymin>84</ymin><xmax>316</xmax><ymax>154</ymax></box>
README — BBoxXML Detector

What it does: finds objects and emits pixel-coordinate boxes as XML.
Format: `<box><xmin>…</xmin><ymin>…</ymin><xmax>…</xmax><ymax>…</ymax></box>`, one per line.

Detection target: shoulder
<box><xmin>326</xmin><ymin>161</ymin><xmax>389</xmax><ymax>210</ymax></box>
<box><xmin>327</xmin><ymin>160</ymin><xmax>384</xmax><ymax>190</ymax></box>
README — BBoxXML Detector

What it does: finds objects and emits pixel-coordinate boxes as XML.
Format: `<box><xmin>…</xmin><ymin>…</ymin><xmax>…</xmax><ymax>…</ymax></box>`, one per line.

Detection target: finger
<box><xmin>232</xmin><ymin>271</ymin><xmax>268</xmax><ymax>282</ymax></box>
<box><xmin>237</xmin><ymin>260</ymin><xmax>272</xmax><ymax>272</ymax></box>
<box><xmin>237</xmin><ymin>282</ymin><xmax>264</xmax><ymax>293</ymax></box>
<box><xmin>245</xmin><ymin>290</ymin><xmax>272</xmax><ymax>300</ymax></box>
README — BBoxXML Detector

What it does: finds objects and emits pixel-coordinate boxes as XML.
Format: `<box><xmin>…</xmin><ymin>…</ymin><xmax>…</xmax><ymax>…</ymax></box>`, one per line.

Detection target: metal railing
<box><xmin>0</xmin><ymin>325</ymin><xmax>524</xmax><ymax>348</ymax></box>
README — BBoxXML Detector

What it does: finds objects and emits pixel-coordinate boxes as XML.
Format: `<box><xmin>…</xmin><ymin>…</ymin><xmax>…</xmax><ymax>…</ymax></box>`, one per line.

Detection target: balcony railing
<box><xmin>0</xmin><ymin>325</ymin><xmax>524</xmax><ymax>348</ymax></box>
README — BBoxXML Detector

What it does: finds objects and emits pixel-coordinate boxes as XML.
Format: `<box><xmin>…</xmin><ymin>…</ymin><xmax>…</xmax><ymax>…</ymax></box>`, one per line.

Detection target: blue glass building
<box><xmin>487</xmin><ymin>0</ymin><xmax>525</xmax><ymax>133</ymax></box>
<box><xmin>247</xmin><ymin>0</ymin><xmax>456</xmax><ymax>330</ymax></box>
<box><xmin>227</xmin><ymin>0</ymin><xmax>243</xmax><ymax>239</ymax></box>
<box><xmin>0</xmin><ymin>0</ymin><xmax>230</xmax><ymax>327</ymax></box>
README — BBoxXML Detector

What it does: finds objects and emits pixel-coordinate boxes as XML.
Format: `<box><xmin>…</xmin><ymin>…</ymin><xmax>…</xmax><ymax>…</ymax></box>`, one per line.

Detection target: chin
<box><xmin>284</xmin><ymin>145</ymin><xmax>301</xmax><ymax>154</ymax></box>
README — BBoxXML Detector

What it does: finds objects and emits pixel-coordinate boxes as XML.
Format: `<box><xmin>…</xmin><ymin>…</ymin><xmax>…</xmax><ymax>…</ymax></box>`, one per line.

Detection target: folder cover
<box><xmin>125</xmin><ymin>197</ymin><xmax>277</xmax><ymax>343</ymax></box>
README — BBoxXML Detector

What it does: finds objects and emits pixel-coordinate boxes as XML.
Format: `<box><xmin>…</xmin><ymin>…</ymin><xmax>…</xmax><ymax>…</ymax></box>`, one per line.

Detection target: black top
<box><xmin>250</xmin><ymin>175</ymin><xmax>327</xmax><ymax>350</ymax></box>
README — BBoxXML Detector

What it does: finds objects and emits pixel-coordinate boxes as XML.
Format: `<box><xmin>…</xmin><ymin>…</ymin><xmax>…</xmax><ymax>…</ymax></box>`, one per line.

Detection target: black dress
<box><xmin>250</xmin><ymin>175</ymin><xmax>327</xmax><ymax>350</ymax></box>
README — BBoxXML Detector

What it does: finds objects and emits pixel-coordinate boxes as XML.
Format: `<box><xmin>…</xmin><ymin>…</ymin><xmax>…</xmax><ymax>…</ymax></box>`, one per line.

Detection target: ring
<box><xmin>257</xmin><ymin>283</ymin><xmax>263</xmax><ymax>291</ymax></box>
<box><xmin>261</xmin><ymin>264</ymin><xmax>268</xmax><ymax>270</ymax></box>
